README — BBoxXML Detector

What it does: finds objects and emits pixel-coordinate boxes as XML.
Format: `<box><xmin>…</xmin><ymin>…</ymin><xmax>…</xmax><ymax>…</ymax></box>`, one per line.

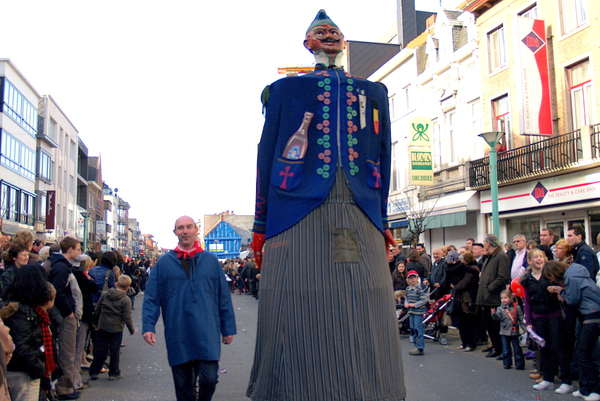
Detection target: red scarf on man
<box><xmin>34</xmin><ymin>306</ymin><xmax>56</xmax><ymax>376</ymax></box>
<box><xmin>173</xmin><ymin>240</ymin><xmax>203</xmax><ymax>259</ymax></box>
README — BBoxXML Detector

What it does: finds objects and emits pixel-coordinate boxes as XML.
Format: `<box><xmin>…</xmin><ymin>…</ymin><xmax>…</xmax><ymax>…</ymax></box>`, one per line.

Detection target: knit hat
<box><xmin>306</xmin><ymin>9</ymin><xmax>339</xmax><ymax>35</ymax></box>
<box><xmin>407</xmin><ymin>270</ymin><xmax>419</xmax><ymax>278</ymax></box>
<box><xmin>446</xmin><ymin>251</ymin><xmax>460</xmax><ymax>264</ymax></box>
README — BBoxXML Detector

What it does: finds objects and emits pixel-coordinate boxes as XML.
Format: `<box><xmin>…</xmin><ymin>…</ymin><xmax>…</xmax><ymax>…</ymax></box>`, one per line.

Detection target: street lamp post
<box><xmin>81</xmin><ymin>211</ymin><xmax>91</xmax><ymax>251</ymax></box>
<box><xmin>478</xmin><ymin>132</ymin><xmax>504</xmax><ymax>238</ymax></box>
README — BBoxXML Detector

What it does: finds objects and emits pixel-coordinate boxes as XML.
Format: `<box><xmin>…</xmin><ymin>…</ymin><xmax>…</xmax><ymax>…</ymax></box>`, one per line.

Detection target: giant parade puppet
<box><xmin>247</xmin><ymin>10</ymin><xmax>406</xmax><ymax>400</ymax></box>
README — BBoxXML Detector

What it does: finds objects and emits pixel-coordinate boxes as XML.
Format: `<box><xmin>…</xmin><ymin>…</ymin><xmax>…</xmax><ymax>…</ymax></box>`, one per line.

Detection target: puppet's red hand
<box><xmin>384</xmin><ymin>229</ymin><xmax>396</xmax><ymax>249</ymax></box>
<box><xmin>384</xmin><ymin>229</ymin><xmax>396</xmax><ymax>261</ymax></box>
<box><xmin>251</xmin><ymin>233</ymin><xmax>266</xmax><ymax>270</ymax></box>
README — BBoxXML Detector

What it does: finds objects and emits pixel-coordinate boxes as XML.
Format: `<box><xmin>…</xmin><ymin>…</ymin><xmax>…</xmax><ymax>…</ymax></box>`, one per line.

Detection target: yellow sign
<box><xmin>409</xmin><ymin>117</ymin><xmax>432</xmax><ymax>148</ymax></box>
<box><xmin>409</xmin><ymin>150</ymin><xmax>433</xmax><ymax>186</ymax></box>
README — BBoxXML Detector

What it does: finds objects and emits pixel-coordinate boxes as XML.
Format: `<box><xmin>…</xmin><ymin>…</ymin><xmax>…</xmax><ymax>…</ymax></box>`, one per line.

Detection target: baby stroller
<box><xmin>423</xmin><ymin>293</ymin><xmax>453</xmax><ymax>345</ymax></box>
<box><xmin>397</xmin><ymin>288</ymin><xmax>438</xmax><ymax>337</ymax></box>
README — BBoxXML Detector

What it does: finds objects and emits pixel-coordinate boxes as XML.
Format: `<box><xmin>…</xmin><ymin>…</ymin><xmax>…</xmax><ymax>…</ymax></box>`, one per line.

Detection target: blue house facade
<box><xmin>204</xmin><ymin>220</ymin><xmax>246</xmax><ymax>259</ymax></box>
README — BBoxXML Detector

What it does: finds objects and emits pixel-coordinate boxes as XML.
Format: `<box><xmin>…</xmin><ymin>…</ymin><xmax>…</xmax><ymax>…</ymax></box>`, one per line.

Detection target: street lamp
<box><xmin>478</xmin><ymin>131</ymin><xmax>504</xmax><ymax>238</ymax></box>
<box><xmin>81</xmin><ymin>211</ymin><xmax>91</xmax><ymax>251</ymax></box>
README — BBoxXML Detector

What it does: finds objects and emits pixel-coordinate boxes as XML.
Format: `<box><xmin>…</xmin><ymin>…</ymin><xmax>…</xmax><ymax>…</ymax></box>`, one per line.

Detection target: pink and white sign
<box><xmin>480</xmin><ymin>169</ymin><xmax>600</xmax><ymax>213</ymax></box>
<box><xmin>515</xmin><ymin>17</ymin><xmax>552</xmax><ymax>136</ymax></box>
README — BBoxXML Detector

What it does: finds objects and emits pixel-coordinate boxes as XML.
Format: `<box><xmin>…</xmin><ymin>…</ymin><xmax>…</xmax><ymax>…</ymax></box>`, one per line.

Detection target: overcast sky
<box><xmin>3</xmin><ymin>0</ymin><xmax>457</xmax><ymax>249</ymax></box>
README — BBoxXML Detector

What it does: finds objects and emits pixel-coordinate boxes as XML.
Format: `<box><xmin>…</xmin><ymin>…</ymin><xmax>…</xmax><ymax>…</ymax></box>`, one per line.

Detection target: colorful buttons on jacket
<box><xmin>313</xmin><ymin>70</ymin><xmax>364</xmax><ymax>179</ymax></box>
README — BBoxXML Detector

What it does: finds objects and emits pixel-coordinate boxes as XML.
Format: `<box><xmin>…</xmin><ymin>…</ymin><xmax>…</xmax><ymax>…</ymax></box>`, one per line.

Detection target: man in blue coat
<box><xmin>142</xmin><ymin>216</ymin><xmax>236</xmax><ymax>401</ymax></box>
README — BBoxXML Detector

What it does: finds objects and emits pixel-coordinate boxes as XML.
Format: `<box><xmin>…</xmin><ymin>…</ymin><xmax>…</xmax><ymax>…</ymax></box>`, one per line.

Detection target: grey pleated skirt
<box><xmin>247</xmin><ymin>169</ymin><xmax>406</xmax><ymax>401</ymax></box>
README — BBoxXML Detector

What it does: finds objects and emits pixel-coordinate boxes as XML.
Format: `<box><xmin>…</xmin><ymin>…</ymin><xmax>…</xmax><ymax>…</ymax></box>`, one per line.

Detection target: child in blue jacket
<box><xmin>405</xmin><ymin>270</ymin><xmax>428</xmax><ymax>355</ymax></box>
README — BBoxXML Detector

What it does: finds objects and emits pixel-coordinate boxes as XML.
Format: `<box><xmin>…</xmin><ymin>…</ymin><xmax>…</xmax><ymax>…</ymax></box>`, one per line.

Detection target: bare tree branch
<box><xmin>405</xmin><ymin>187</ymin><xmax>439</xmax><ymax>247</ymax></box>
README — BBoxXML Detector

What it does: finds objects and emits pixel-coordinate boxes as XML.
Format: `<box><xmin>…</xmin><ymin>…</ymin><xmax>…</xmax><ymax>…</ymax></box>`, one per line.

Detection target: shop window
<box><xmin>590</xmin><ymin>213</ymin><xmax>600</xmax><ymax>250</ymax></box>
<box><xmin>507</xmin><ymin>217</ymin><xmax>540</xmax><ymax>243</ymax></box>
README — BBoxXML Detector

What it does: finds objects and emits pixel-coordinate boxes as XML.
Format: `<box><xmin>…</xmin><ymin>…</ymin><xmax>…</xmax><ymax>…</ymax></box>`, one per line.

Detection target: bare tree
<box><xmin>405</xmin><ymin>188</ymin><xmax>439</xmax><ymax>248</ymax></box>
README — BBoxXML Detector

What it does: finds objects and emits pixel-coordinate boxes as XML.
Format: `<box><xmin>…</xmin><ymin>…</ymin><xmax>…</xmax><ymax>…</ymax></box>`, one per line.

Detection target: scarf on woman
<box><xmin>173</xmin><ymin>240</ymin><xmax>203</xmax><ymax>260</ymax></box>
<box><xmin>34</xmin><ymin>306</ymin><xmax>55</xmax><ymax>376</ymax></box>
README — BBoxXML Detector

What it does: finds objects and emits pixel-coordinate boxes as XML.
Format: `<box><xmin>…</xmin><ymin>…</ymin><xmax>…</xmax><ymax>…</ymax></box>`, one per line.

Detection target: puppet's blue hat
<box><xmin>306</xmin><ymin>9</ymin><xmax>339</xmax><ymax>35</ymax></box>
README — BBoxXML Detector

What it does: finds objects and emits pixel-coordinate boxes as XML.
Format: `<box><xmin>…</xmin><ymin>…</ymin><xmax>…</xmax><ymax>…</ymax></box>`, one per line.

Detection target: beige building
<box><xmin>465</xmin><ymin>0</ymin><xmax>600</xmax><ymax>243</ymax></box>
<box><xmin>36</xmin><ymin>94</ymin><xmax>79</xmax><ymax>242</ymax></box>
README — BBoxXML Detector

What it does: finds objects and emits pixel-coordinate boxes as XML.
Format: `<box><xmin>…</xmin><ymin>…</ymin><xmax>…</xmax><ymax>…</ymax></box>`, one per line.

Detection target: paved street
<box><xmin>80</xmin><ymin>293</ymin><xmax>574</xmax><ymax>401</ymax></box>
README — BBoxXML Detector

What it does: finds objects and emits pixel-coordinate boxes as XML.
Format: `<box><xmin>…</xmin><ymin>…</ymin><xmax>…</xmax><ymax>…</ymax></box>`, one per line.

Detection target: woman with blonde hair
<box><xmin>555</xmin><ymin>239</ymin><xmax>573</xmax><ymax>265</ymax></box>
<box><xmin>521</xmin><ymin>249</ymin><xmax>572</xmax><ymax>393</ymax></box>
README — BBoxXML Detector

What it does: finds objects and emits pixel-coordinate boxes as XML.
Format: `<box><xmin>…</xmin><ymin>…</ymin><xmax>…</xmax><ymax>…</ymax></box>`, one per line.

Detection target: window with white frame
<box><xmin>391</xmin><ymin>142</ymin><xmax>399</xmax><ymax>192</ymax></box>
<box><xmin>38</xmin><ymin>150</ymin><xmax>53</xmax><ymax>183</ymax></box>
<box><xmin>70</xmin><ymin>140</ymin><xmax>76</xmax><ymax>162</ymax></box>
<box><xmin>488</xmin><ymin>25</ymin><xmax>507</xmax><ymax>72</ymax></box>
<box><xmin>389</xmin><ymin>94</ymin><xmax>396</xmax><ymax>120</ymax></box>
<box><xmin>445</xmin><ymin>109</ymin><xmax>458</xmax><ymax>163</ymax></box>
<box><xmin>49</xmin><ymin>119</ymin><xmax>58</xmax><ymax>143</ymax></box>
<box><xmin>2</xmin><ymin>79</ymin><xmax>38</xmax><ymax>137</ymax></box>
<box><xmin>69</xmin><ymin>175</ymin><xmax>75</xmax><ymax>195</ymax></box>
<box><xmin>493</xmin><ymin>95</ymin><xmax>511</xmax><ymax>150</ymax></box>
<box><xmin>561</xmin><ymin>0</ymin><xmax>587</xmax><ymax>34</ymax></box>
<box><xmin>567</xmin><ymin>59</ymin><xmax>592</xmax><ymax>129</ymax></box>
<box><xmin>519</xmin><ymin>4</ymin><xmax>539</xmax><ymax>18</ymax></box>
<box><xmin>402</xmin><ymin>85</ymin><xmax>410</xmax><ymax>113</ymax></box>
<box><xmin>0</xmin><ymin>130</ymin><xmax>36</xmax><ymax>180</ymax></box>
<box><xmin>0</xmin><ymin>182</ymin><xmax>34</xmax><ymax>225</ymax></box>
<box><xmin>36</xmin><ymin>191</ymin><xmax>46</xmax><ymax>222</ymax></box>
<box><xmin>432</xmin><ymin>120</ymin><xmax>441</xmax><ymax>169</ymax></box>
<box><xmin>468</xmin><ymin>99</ymin><xmax>484</xmax><ymax>158</ymax></box>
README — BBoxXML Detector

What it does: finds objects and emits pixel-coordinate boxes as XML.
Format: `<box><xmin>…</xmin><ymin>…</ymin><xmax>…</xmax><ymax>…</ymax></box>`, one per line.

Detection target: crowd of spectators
<box><xmin>221</xmin><ymin>257</ymin><xmax>260</xmax><ymax>299</ymax></box>
<box><xmin>0</xmin><ymin>230</ymin><xmax>154</xmax><ymax>401</ymax></box>
<box><xmin>390</xmin><ymin>227</ymin><xmax>600</xmax><ymax>399</ymax></box>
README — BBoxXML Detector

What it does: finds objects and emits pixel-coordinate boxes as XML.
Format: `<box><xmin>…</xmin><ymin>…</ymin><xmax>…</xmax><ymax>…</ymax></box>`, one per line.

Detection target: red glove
<box><xmin>251</xmin><ymin>233</ymin><xmax>266</xmax><ymax>270</ymax></box>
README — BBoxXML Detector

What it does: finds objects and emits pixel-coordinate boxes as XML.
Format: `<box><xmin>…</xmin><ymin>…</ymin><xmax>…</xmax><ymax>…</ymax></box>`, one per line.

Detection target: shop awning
<box><xmin>408</xmin><ymin>190</ymin><xmax>478</xmax><ymax>229</ymax></box>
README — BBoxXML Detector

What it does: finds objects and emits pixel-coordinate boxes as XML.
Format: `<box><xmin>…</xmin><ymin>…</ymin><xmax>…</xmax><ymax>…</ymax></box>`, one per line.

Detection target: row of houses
<box><xmin>350</xmin><ymin>0</ymin><xmax>600</xmax><ymax>249</ymax></box>
<box><xmin>0</xmin><ymin>59</ymin><xmax>158</xmax><ymax>259</ymax></box>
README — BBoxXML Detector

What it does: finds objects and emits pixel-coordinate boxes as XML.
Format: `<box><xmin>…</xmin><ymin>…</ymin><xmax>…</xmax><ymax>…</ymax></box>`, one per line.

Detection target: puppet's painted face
<box><xmin>304</xmin><ymin>24</ymin><xmax>346</xmax><ymax>55</ymax></box>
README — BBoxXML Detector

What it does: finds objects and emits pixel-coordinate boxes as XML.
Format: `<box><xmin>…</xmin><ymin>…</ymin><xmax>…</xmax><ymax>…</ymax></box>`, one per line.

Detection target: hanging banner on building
<box><xmin>409</xmin><ymin>117</ymin><xmax>432</xmax><ymax>147</ymax></box>
<box><xmin>515</xmin><ymin>17</ymin><xmax>552</xmax><ymax>136</ymax></box>
<box><xmin>46</xmin><ymin>191</ymin><xmax>55</xmax><ymax>230</ymax></box>
<box><xmin>409</xmin><ymin>149</ymin><xmax>433</xmax><ymax>185</ymax></box>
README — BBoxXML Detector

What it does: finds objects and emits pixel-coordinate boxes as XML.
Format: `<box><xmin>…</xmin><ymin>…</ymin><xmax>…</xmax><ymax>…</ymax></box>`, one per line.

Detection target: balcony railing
<box><xmin>469</xmin><ymin>130</ymin><xmax>583</xmax><ymax>189</ymax></box>
<box><xmin>593</xmin><ymin>123</ymin><xmax>600</xmax><ymax>159</ymax></box>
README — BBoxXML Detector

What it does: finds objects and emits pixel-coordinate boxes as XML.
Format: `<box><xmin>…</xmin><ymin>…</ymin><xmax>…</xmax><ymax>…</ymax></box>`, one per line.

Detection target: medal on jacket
<box><xmin>359</xmin><ymin>94</ymin><xmax>366</xmax><ymax>129</ymax></box>
<box><xmin>373</xmin><ymin>100</ymin><xmax>380</xmax><ymax>134</ymax></box>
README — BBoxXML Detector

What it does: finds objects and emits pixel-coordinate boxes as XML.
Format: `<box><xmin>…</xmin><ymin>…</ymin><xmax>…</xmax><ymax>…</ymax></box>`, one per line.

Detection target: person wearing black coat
<box><xmin>406</xmin><ymin>249</ymin><xmax>426</xmax><ymax>281</ymax></box>
<box><xmin>1</xmin><ymin>265</ymin><xmax>56</xmax><ymax>401</ymax></box>
<box><xmin>445</xmin><ymin>251</ymin><xmax>480</xmax><ymax>351</ymax></box>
